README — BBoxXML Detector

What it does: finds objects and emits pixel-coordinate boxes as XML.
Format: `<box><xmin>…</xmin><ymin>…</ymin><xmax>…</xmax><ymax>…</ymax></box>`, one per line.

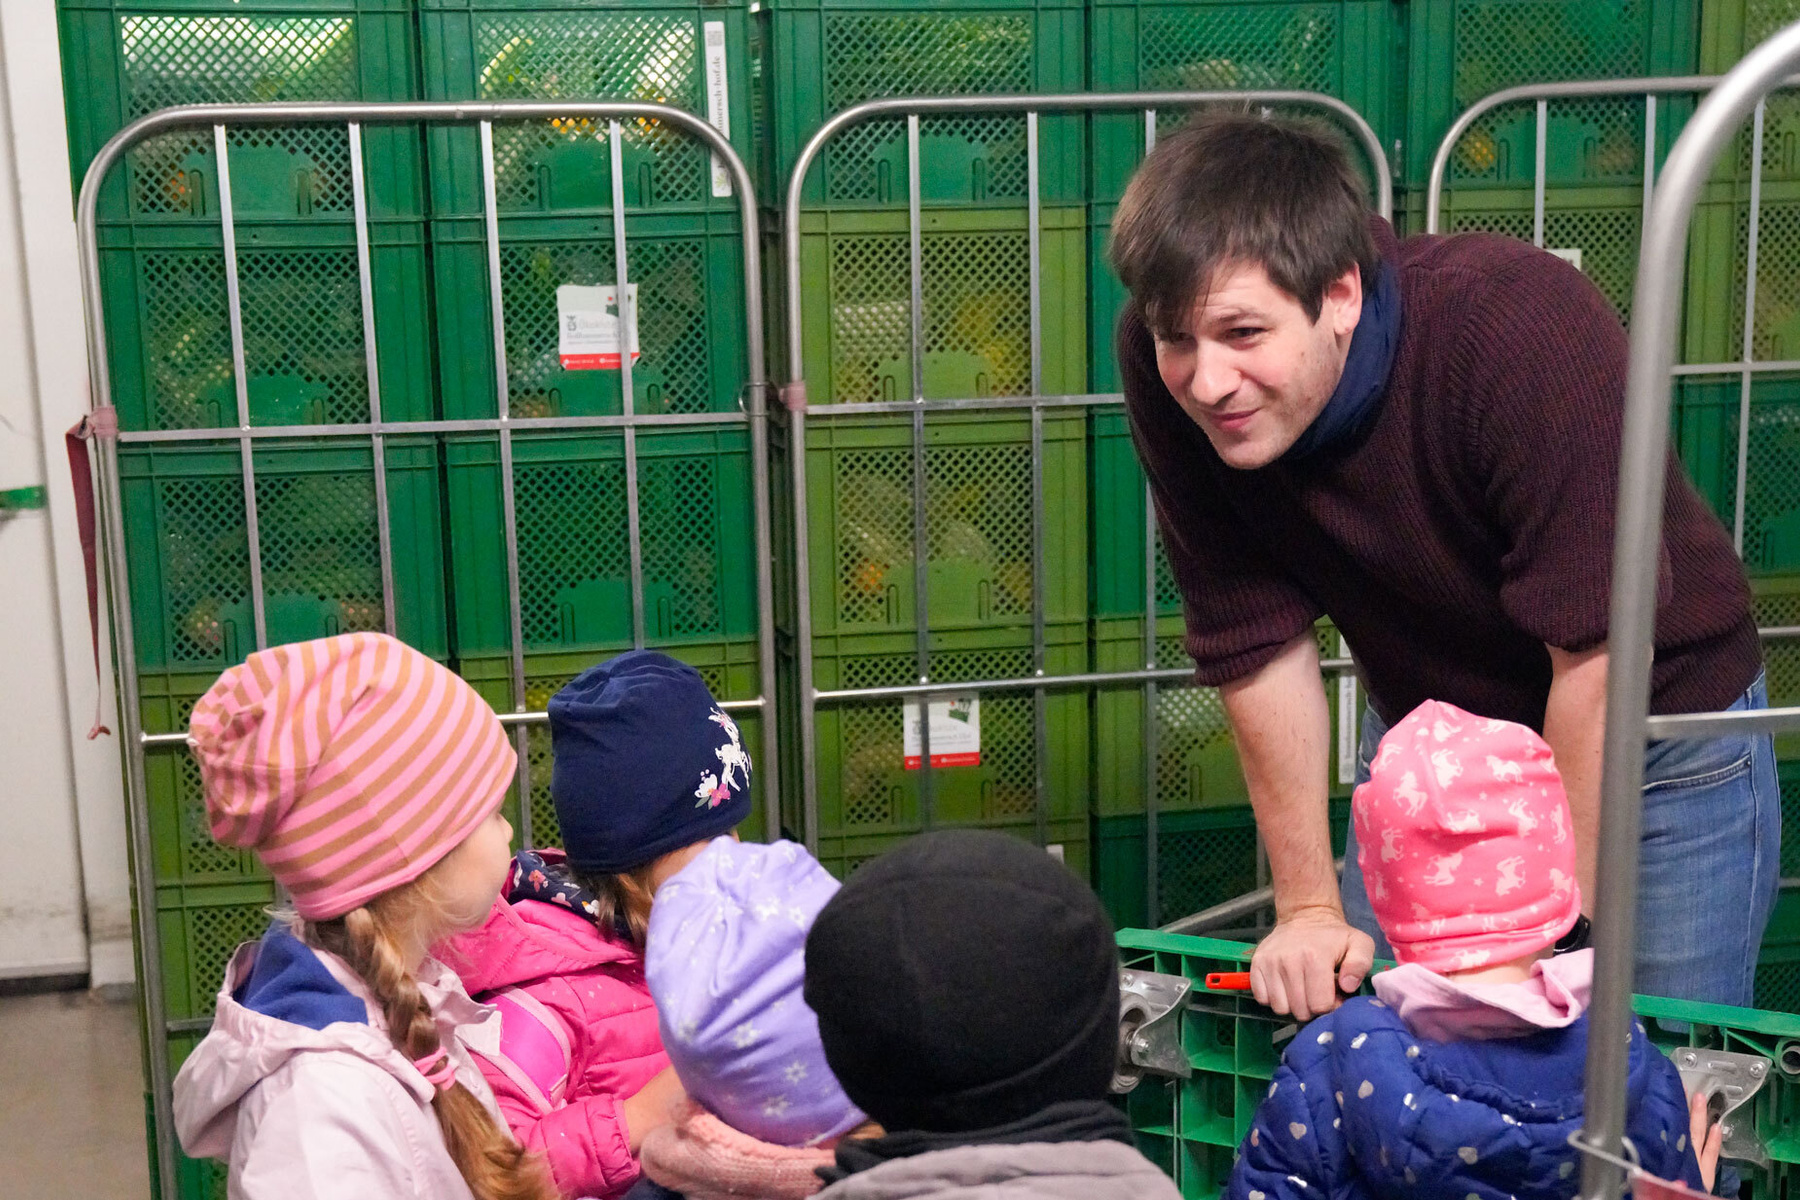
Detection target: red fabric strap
<box><xmin>65</xmin><ymin>408</ymin><xmax>116</xmax><ymax>739</ymax></box>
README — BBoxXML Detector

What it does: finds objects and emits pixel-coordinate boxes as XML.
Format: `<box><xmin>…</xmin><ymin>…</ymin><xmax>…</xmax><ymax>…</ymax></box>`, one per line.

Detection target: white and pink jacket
<box><xmin>173</xmin><ymin>925</ymin><xmax>504</xmax><ymax>1200</ymax></box>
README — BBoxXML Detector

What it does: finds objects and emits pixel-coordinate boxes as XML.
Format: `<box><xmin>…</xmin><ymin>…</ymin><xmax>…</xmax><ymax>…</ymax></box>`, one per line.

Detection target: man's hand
<box><xmin>1249</xmin><ymin>906</ymin><xmax>1375</xmax><ymax>1022</ymax></box>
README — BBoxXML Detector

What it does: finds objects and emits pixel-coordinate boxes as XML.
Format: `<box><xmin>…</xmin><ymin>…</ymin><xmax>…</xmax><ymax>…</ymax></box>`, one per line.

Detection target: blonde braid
<box><xmin>311</xmin><ymin>885</ymin><xmax>558</xmax><ymax>1200</ymax></box>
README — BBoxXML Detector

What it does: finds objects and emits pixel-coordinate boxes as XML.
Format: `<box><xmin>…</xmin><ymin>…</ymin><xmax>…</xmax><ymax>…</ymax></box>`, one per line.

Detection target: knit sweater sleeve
<box><xmin>1117</xmin><ymin>307</ymin><xmax>1322</xmax><ymax>685</ymax></box>
<box><xmin>1449</xmin><ymin>250</ymin><xmax>1670</xmax><ymax>652</ymax></box>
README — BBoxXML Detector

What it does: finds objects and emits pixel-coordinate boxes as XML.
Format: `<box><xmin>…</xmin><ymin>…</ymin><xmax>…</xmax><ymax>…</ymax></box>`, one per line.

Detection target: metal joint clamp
<box><xmin>1114</xmin><ymin>969</ymin><xmax>1194</xmax><ymax>1093</ymax></box>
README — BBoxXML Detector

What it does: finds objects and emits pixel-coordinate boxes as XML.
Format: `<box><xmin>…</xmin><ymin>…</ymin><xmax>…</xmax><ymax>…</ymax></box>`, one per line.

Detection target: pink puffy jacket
<box><xmin>438</xmin><ymin>885</ymin><xmax>669</xmax><ymax>1199</ymax></box>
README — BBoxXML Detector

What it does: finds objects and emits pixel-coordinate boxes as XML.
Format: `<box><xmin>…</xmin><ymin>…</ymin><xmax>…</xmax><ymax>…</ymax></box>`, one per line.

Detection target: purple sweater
<box><xmin>1119</xmin><ymin>219</ymin><xmax>1761</xmax><ymax>730</ymax></box>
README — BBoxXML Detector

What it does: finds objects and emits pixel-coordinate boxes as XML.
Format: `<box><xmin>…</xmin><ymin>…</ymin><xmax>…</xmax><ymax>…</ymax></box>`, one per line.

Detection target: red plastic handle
<box><xmin>1205</xmin><ymin>971</ymin><xmax>1252</xmax><ymax>991</ymax></box>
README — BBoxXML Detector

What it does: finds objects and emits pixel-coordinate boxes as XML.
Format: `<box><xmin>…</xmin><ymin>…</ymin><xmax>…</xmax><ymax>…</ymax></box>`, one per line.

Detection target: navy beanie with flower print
<box><xmin>549</xmin><ymin>650</ymin><xmax>752</xmax><ymax>874</ymax></box>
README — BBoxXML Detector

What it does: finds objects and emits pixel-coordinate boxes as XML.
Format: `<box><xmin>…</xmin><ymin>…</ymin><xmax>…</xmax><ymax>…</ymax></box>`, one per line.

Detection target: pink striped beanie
<box><xmin>1352</xmin><ymin>700</ymin><xmax>1582</xmax><ymax>973</ymax></box>
<box><xmin>188</xmin><ymin>633</ymin><xmax>516</xmax><ymax>921</ymax></box>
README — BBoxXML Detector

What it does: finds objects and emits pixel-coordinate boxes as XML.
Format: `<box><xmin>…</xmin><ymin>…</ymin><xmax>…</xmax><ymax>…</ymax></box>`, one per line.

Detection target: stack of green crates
<box><xmin>763</xmin><ymin>0</ymin><xmax>1095</xmax><ymax>877</ymax></box>
<box><xmin>1399</xmin><ymin>0</ymin><xmax>1701</xmax><ymax>328</ymax></box>
<box><xmin>1118</xmin><ymin>929</ymin><xmax>1800</xmax><ymax>1196</ymax></box>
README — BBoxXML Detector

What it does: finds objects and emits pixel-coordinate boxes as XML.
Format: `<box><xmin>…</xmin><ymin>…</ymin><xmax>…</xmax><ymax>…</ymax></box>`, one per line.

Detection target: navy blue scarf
<box><xmin>1282</xmin><ymin>262</ymin><xmax>1402</xmax><ymax>462</ymax></box>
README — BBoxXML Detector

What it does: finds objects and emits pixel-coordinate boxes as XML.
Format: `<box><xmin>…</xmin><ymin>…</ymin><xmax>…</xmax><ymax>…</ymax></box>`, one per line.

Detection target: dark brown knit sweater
<box><xmin>1119</xmin><ymin>219</ymin><xmax>1761</xmax><ymax>730</ymax></box>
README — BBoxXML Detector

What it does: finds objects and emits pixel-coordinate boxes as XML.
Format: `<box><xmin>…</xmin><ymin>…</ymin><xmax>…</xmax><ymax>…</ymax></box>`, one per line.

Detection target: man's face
<box><xmin>1152</xmin><ymin>261</ymin><xmax>1363</xmax><ymax>469</ymax></box>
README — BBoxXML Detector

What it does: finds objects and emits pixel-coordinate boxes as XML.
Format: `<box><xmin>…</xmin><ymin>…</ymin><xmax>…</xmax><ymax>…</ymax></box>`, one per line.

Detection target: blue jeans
<box><xmin>1339</xmin><ymin>674</ymin><xmax>1780</xmax><ymax>1007</ymax></box>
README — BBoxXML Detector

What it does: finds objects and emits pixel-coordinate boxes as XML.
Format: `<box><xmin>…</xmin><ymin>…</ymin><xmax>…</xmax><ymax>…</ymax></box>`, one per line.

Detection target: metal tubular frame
<box><xmin>1579</xmin><ymin>22</ymin><xmax>1800</xmax><ymax>1200</ymax></box>
<box><xmin>780</xmin><ymin>91</ymin><xmax>1391</xmax><ymax>863</ymax></box>
<box><xmin>1427</xmin><ymin>73</ymin><xmax>1800</xmax><ymax>632</ymax></box>
<box><xmin>74</xmin><ymin>100</ymin><xmax>776</xmax><ymax>1200</ymax></box>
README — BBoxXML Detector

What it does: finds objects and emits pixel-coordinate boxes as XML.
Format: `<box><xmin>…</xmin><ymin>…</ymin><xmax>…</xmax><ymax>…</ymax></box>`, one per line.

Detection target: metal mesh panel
<box><xmin>1141</xmin><ymin>4</ymin><xmax>1337</xmax><ymax>92</ymax></box>
<box><xmin>499</xmin><ymin>238</ymin><xmax>712</xmax><ymax>416</ymax></box>
<box><xmin>120</xmin><ymin>17</ymin><xmax>359</xmax><ymax>217</ymax></box>
<box><xmin>239</xmin><ymin>249</ymin><xmax>369</xmax><ymax>425</ymax></box>
<box><xmin>254</xmin><ymin>470</ymin><xmax>384</xmax><ymax>634</ymax></box>
<box><xmin>513</xmin><ymin>455</ymin><xmax>629</xmax><ymax>647</ymax></box>
<box><xmin>831</xmin><ymin>438</ymin><xmax>1035</xmax><ymax>627</ymax></box>
<box><xmin>826</xmin><ymin>228</ymin><xmax>1031</xmax><ymax>403</ymax></box>
<box><xmin>140</xmin><ymin>253</ymin><xmax>233</xmax><ymax>431</ymax></box>
<box><xmin>474</xmin><ymin>13</ymin><xmax>706</xmax><ymax>209</ymax></box>
<box><xmin>834</xmin><ymin>644</ymin><xmax>1035</xmax><ymax>827</ymax></box>
<box><xmin>184</xmin><ymin>900</ymin><xmax>272</xmax><ymax>1016</ymax></box>
<box><xmin>1447</xmin><ymin>0</ymin><xmax>1647</xmax><ymax>184</ymax></box>
<box><xmin>156</xmin><ymin>474</ymin><xmax>251</xmax><ymax>666</ymax></box>
<box><xmin>1732</xmin><ymin>200</ymin><xmax>1800</xmax><ymax>362</ymax></box>
<box><xmin>1158</xmin><ymin>816</ymin><xmax>1258</xmax><ymax>921</ymax></box>
<box><xmin>823</xmin><ymin>13</ymin><xmax>1033</xmax><ymax>204</ymax></box>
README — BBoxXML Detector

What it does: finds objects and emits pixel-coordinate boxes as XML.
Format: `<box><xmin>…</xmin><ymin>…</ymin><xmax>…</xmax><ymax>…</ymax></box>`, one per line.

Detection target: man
<box><xmin>1110</xmin><ymin>111</ymin><xmax>1777</xmax><ymax>1019</ymax></box>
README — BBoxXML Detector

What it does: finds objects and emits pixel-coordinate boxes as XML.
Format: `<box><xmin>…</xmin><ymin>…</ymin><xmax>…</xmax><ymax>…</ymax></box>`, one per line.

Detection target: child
<box><xmin>438</xmin><ymin>650</ymin><xmax>754</xmax><ymax>1199</ymax></box>
<box><xmin>171</xmin><ymin>632</ymin><xmax>557</xmax><ymax>1200</ymax></box>
<box><xmin>635</xmin><ymin>838</ymin><xmax>868</xmax><ymax>1200</ymax></box>
<box><xmin>1229</xmin><ymin>700</ymin><xmax>1707</xmax><ymax>1200</ymax></box>
<box><xmin>801</xmin><ymin>830</ymin><xmax>1181</xmax><ymax>1199</ymax></box>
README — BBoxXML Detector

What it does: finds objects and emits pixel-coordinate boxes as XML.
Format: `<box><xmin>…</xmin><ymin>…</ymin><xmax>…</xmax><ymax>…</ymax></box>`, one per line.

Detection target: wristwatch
<box><xmin>1554</xmin><ymin>914</ymin><xmax>1592</xmax><ymax>954</ymax></box>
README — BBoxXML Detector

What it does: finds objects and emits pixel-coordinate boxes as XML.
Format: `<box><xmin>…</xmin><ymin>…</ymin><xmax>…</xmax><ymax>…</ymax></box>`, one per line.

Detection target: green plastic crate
<box><xmin>785</xmin><ymin>623</ymin><xmax>1090</xmax><ymax>871</ymax></box>
<box><xmin>1088</xmin><ymin>0</ymin><xmax>1404</xmax><ymax>203</ymax></box>
<box><xmin>58</xmin><ymin>0</ymin><xmax>423</xmax><ymax>223</ymax></box>
<box><xmin>1403</xmin><ymin>0</ymin><xmax>1699</xmax><ymax>190</ymax></box>
<box><xmin>152</xmin><ymin>879</ymin><xmax>277</xmax><ymax>1021</ymax></box>
<box><xmin>795</xmin><ymin>204</ymin><xmax>1087</xmax><ymax>404</ymax></box>
<box><xmin>458</xmin><ymin>643</ymin><xmax>768</xmax><ymax>853</ymax></box>
<box><xmin>1405</xmin><ymin>184</ymin><xmax>1647</xmax><ymax>322</ymax></box>
<box><xmin>420</xmin><ymin>0</ymin><xmax>761</xmax><ymax>215</ymax></box>
<box><xmin>1116</xmin><ymin>929</ymin><xmax>1800</xmax><ymax>1196</ymax></box>
<box><xmin>445</xmin><ymin>427</ymin><xmax>757</xmax><ymax>657</ymax></box>
<box><xmin>1682</xmin><ymin>179</ymin><xmax>1800</xmax><ymax>366</ymax></box>
<box><xmin>1087</xmin><ymin>406</ymin><xmax>1179</xmax><ymax>618</ymax></box>
<box><xmin>1095</xmin><ymin>798</ymin><xmax>1352</xmax><ymax>932</ymax></box>
<box><xmin>119</xmin><ymin>438</ymin><xmax>448</xmax><ymax>675</ymax></box>
<box><xmin>795</xmin><ymin>410</ymin><xmax>1086</xmax><ymax>638</ymax></box>
<box><xmin>1699</xmin><ymin>0</ymin><xmax>1800</xmax><ymax>184</ymax></box>
<box><xmin>431</xmin><ymin>213</ymin><xmax>750</xmax><ymax>419</ymax></box>
<box><xmin>763</xmin><ymin>0</ymin><xmax>1084</xmax><ymax>208</ymax></box>
<box><xmin>97</xmin><ymin>219</ymin><xmax>436</xmax><ymax>431</ymax></box>
<box><xmin>1671</xmin><ymin>377</ymin><xmax>1800</xmax><ymax>574</ymax></box>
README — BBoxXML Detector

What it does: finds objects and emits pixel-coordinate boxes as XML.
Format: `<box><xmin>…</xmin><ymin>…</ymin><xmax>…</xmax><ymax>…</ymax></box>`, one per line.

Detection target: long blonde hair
<box><xmin>305</xmin><ymin>871</ymin><xmax>558</xmax><ymax>1200</ymax></box>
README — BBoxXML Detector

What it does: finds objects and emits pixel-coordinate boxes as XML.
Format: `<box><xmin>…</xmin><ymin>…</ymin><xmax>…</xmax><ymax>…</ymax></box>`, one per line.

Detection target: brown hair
<box><xmin>307</xmin><ymin>874</ymin><xmax>558</xmax><ymax>1200</ymax></box>
<box><xmin>1108</xmin><ymin>109</ymin><xmax>1381</xmax><ymax>337</ymax></box>
<box><xmin>568</xmin><ymin>864</ymin><xmax>659</xmax><ymax>947</ymax></box>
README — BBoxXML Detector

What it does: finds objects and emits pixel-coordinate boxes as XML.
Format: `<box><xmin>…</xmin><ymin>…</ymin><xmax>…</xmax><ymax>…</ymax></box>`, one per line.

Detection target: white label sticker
<box><xmin>903</xmin><ymin>692</ymin><xmax>981</xmax><ymax>769</ymax></box>
<box><xmin>704</xmin><ymin>21</ymin><xmax>732</xmax><ymax>198</ymax></box>
<box><xmin>1548</xmin><ymin>246</ymin><xmax>1583</xmax><ymax>270</ymax></box>
<box><xmin>1335</xmin><ymin>635</ymin><xmax>1358</xmax><ymax>788</ymax></box>
<box><xmin>556</xmin><ymin>283</ymin><xmax>640</xmax><ymax>370</ymax></box>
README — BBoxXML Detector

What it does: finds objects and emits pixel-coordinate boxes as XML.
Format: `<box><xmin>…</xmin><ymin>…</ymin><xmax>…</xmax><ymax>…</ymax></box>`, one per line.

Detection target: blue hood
<box><xmin>232</xmin><ymin>924</ymin><xmax>368</xmax><ymax>1032</ymax></box>
<box><xmin>1227</xmin><ymin>996</ymin><xmax>1703</xmax><ymax>1200</ymax></box>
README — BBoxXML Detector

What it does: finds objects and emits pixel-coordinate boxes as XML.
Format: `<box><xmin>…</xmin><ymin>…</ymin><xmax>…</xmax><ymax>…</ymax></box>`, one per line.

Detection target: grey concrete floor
<box><xmin>0</xmin><ymin>989</ymin><xmax>150</xmax><ymax>1198</ymax></box>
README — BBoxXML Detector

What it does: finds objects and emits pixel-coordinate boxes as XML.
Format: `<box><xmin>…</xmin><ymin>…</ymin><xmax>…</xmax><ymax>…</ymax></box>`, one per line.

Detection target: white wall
<box><xmin>0</xmin><ymin>0</ymin><xmax>134</xmax><ymax>987</ymax></box>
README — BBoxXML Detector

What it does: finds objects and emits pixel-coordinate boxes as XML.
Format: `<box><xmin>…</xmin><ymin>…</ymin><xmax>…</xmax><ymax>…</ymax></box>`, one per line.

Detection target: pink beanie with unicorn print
<box><xmin>1352</xmin><ymin>699</ymin><xmax>1582</xmax><ymax>973</ymax></box>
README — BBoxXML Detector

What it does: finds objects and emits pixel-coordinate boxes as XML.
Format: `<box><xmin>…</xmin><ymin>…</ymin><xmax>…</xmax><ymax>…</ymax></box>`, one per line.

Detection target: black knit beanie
<box><xmin>803</xmin><ymin>830</ymin><xmax>1120</xmax><ymax>1133</ymax></box>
